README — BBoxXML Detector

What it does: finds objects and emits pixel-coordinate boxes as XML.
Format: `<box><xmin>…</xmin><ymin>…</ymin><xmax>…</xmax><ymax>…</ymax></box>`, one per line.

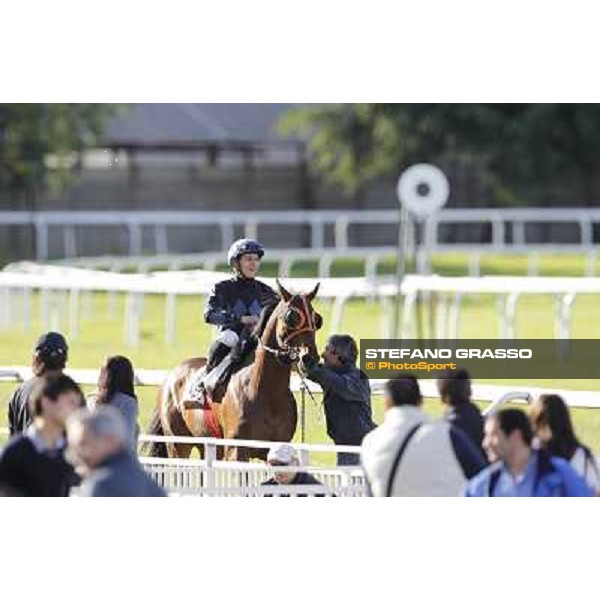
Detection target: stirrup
<box><xmin>183</xmin><ymin>376</ymin><xmax>210</xmax><ymax>410</ymax></box>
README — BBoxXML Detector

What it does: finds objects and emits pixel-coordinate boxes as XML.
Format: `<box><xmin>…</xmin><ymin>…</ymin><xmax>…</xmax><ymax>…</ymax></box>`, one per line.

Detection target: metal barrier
<box><xmin>137</xmin><ymin>433</ymin><xmax>364</xmax><ymax>496</ymax></box>
<box><xmin>170</xmin><ymin>485</ymin><xmax>364</xmax><ymax>497</ymax></box>
<box><xmin>2</xmin><ymin>207</ymin><xmax>600</xmax><ymax>261</ymax></box>
<box><xmin>140</xmin><ymin>455</ymin><xmax>366</xmax><ymax>497</ymax></box>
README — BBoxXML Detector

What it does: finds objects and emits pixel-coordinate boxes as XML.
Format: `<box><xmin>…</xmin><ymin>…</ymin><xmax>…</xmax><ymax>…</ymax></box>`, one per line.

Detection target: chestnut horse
<box><xmin>146</xmin><ymin>280</ymin><xmax>321</xmax><ymax>461</ymax></box>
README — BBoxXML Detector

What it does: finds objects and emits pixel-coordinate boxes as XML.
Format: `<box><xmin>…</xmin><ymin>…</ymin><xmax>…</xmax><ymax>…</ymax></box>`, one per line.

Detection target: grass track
<box><xmin>1</xmin><ymin>252</ymin><xmax>600</xmax><ymax>458</ymax></box>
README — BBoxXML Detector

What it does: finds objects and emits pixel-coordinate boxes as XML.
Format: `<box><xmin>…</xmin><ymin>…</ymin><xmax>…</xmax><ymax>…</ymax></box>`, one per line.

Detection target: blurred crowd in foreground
<box><xmin>1</xmin><ymin>331</ymin><xmax>598</xmax><ymax>497</ymax></box>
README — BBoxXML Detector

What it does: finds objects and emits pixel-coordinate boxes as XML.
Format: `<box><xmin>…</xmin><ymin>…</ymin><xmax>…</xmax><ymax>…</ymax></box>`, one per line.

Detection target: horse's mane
<box><xmin>251</xmin><ymin>300</ymin><xmax>280</xmax><ymax>340</ymax></box>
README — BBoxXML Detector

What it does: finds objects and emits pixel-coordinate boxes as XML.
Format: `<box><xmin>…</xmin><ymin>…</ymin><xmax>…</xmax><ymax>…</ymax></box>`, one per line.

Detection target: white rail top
<box><xmin>6</xmin><ymin>263</ymin><xmax>600</xmax><ymax>297</ymax></box>
<box><xmin>2</xmin><ymin>366</ymin><xmax>600</xmax><ymax>409</ymax></box>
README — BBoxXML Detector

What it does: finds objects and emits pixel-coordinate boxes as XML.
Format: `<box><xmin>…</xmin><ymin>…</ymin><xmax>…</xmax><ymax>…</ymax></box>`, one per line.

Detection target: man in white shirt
<box><xmin>361</xmin><ymin>377</ymin><xmax>485</xmax><ymax>496</ymax></box>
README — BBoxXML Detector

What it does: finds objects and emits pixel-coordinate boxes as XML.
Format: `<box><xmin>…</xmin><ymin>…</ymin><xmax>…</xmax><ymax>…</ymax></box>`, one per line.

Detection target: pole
<box><xmin>392</xmin><ymin>206</ymin><xmax>410</xmax><ymax>338</ymax></box>
<box><xmin>300</xmin><ymin>383</ymin><xmax>306</xmax><ymax>443</ymax></box>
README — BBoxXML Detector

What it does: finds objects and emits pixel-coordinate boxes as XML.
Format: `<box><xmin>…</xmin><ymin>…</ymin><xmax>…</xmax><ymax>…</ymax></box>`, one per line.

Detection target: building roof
<box><xmin>103</xmin><ymin>103</ymin><xmax>305</xmax><ymax>148</ymax></box>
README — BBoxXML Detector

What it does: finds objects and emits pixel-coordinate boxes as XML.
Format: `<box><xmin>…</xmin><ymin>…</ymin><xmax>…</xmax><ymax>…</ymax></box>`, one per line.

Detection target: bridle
<box><xmin>258</xmin><ymin>295</ymin><xmax>320</xmax><ymax>365</ymax></box>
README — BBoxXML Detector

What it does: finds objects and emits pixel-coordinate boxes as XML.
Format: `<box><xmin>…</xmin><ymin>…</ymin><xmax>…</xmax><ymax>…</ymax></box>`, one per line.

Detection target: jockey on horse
<box><xmin>189</xmin><ymin>238</ymin><xmax>278</xmax><ymax>403</ymax></box>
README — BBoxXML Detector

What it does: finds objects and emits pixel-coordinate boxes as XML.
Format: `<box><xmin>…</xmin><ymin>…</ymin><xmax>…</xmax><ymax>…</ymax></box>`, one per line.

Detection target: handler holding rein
<box><xmin>299</xmin><ymin>334</ymin><xmax>375</xmax><ymax>465</ymax></box>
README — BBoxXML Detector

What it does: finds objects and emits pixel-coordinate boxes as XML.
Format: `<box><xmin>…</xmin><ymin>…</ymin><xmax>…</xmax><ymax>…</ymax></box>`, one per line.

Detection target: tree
<box><xmin>279</xmin><ymin>104</ymin><xmax>600</xmax><ymax>206</ymax></box>
<box><xmin>0</xmin><ymin>104</ymin><xmax>120</xmax><ymax>207</ymax></box>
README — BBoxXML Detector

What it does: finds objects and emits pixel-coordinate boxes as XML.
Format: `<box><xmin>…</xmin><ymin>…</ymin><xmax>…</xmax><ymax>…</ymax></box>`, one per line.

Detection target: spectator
<box><xmin>66</xmin><ymin>406</ymin><xmax>165</xmax><ymax>497</ymax></box>
<box><xmin>437</xmin><ymin>368</ymin><xmax>485</xmax><ymax>451</ymax></box>
<box><xmin>299</xmin><ymin>334</ymin><xmax>375</xmax><ymax>465</ymax></box>
<box><xmin>529</xmin><ymin>394</ymin><xmax>600</xmax><ymax>494</ymax></box>
<box><xmin>261</xmin><ymin>443</ymin><xmax>326</xmax><ymax>496</ymax></box>
<box><xmin>361</xmin><ymin>377</ymin><xmax>485</xmax><ymax>496</ymax></box>
<box><xmin>7</xmin><ymin>331</ymin><xmax>69</xmax><ymax>436</ymax></box>
<box><xmin>0</xmin><ymin>374</ymin><xmax>82</xmax><ymax>496</ymax></box>
<box><xmin>466</xmin><ymin>408</ymin><xmax>594</xmax><ymax>497</ymax></box>
<box><xmin>89</xmin><ymin>355</ymin><xmax>139</xmax><ymax>450</ymax></box>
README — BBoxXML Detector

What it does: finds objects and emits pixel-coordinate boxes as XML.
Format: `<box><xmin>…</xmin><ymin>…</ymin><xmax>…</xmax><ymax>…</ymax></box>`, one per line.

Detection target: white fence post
<box><xmin>165</xmin><ymin>293</ymin><xmax>176</xmax><ymax>346</ymax></box>
<box><xmin>205</xmin><ymin>443</ymin><xmax>217</xmax><ymax>489</ymax></box>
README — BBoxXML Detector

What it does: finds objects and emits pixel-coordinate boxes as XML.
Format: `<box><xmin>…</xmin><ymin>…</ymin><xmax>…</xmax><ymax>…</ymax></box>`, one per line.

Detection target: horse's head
<box><xmin>270</xmin><ymin>279</ymin><xmax>322</xmax><ymax>361</ymax></box>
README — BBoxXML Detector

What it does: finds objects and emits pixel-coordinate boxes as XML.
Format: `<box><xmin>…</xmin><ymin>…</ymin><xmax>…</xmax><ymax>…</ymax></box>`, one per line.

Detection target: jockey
<box><xmin>195</xmin><ymin>238</ymin><xmax>278</xmax><ymax>400</ymax></box>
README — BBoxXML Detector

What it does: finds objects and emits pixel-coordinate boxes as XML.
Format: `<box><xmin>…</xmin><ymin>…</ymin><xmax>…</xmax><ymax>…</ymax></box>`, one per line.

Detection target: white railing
<box><xmin>48</xmin><ymin>244</ymin><xmax>600</xmax><ymax>278</ymax></box>
<box><xmin>3</xmin><ymin>263</ymin><xmax>600</xmax><ymax>344</ymax></box>
<box><xmin>0</xmin><ymin>263</ymin><xmax>392</xmax><ymax>342</ymax></box>
<box><xmin>2</xmin><ymin>207</ymin><xmax>600</xmax><ymax>261</ymax></box>
<box><xmin>173</xmin><ymin>485</ymin><xmax>362</xmax><ymax>497</ymax></box>
<box><xmin>2</xmin><ymin>366</ymin><xmax>600</xmax><ymax>409</ymax></box>
<box><xmin>140</xmin><ymin>432</ymin><xmax>366</xmax><ymax>496</ymax></box>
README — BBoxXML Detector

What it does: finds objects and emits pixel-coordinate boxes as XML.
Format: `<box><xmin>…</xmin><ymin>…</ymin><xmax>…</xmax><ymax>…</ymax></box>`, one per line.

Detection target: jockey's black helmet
<box><xmin>227</xmin><ymin>238</ymin><xmax>265</xmax><ymax>266</ymax></box>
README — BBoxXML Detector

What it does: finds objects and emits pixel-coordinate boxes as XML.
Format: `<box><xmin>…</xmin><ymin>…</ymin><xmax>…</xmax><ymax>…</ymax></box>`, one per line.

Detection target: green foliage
<box><xmin>0</xmin><ymin>104</ymin><xmax>121</xmax><ymax>194</ymax></box>
<box><xmin>280</xmin><ymin>104</ymin><xmax>600</xmax><ymax>204</ymax></box>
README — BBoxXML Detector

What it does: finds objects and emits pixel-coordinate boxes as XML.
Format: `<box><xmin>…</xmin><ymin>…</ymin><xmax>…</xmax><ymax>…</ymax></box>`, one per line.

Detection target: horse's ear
<box><xmin>306</xmin><ymin>282</ymin><xmax>320</xmax><ymax>302</ymax></box>
<box><xmin>276</xmin><ymin>279</ymin><xmax>292</xmax><ymax>302</ymax></box>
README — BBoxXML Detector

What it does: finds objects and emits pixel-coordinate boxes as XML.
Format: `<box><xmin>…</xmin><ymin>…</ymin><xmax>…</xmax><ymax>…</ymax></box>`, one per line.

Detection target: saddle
<box><xmin>183</xmin><ymin>346</ymin><xmax>254</xmax><ymax>410</ymax></box>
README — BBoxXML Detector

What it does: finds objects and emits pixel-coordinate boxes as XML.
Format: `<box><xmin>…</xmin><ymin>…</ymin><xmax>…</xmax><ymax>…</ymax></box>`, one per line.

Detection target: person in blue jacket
<box><xmin>465</xmin><ymin>408</ymin><xmax>593</xmax><ymax>497</ymax></box>
<box><xmin>193</xmin><ymin>238</ymin><xmax>278</xmax><ymax>400</ymax></box>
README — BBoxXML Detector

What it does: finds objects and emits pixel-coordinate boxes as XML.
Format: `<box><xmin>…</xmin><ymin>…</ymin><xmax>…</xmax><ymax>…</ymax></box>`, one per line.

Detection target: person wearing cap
<box><xmin>299</xmin><ymin>334</ymin><xmax>375</xmax><ymax>466</ymax></box>
<box><xmin>7</xmin><ymin>331</ymin><xmax>70</xmax><ymax>436</ymax></box>
<box><xmin>0</xmin><ymin>374</ymin><xmax>82</xmax><ymax>496</ymax></box>
<box><xmin>190</xmin><ymin>238</ymin><xmax>278</xmax><ymax>400</ymax></box>
<box><xmin>261</xmin><ymin>443</ymin><xmax>326</xmax><ymax>496</ymax></box>
<box><xmin>66</xmin><ymin>406</ymin><xmax>166</xmax><ymax>497</ymax></box>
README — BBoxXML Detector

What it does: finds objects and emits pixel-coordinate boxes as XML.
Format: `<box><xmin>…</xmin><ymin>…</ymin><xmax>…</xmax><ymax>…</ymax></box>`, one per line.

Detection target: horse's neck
<box><xmin>250</xmin><ymin>319</ymin><xmax>291</xmax><ymax>396</ymax></box>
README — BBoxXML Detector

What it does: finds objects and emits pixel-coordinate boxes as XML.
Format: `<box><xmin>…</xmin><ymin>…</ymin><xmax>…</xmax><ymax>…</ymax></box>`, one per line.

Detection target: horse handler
<box><xmin>299</xmin><ymin>334</ymin><xmax>375</xmax><ymax>466</ymax></box>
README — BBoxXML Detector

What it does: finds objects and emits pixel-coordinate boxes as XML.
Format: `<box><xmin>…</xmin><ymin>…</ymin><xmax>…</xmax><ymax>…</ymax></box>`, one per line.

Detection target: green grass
<box><xmin>80</xmin><ymin>252</ymin><xmax>600</xmax><ymax>278</ymax></box>
<box><xmin>2</xmin><ymin>252</ymin><xmax>600</xmax><ymax>459</ymax></box>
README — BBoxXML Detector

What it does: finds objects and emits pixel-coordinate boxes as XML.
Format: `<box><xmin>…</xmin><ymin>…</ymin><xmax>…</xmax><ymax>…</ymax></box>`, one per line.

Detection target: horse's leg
<box><xmin>223</xmin><ymin>444</ymin><xmax>238</xmax><ymax>461</ymax></box>
<box><xmin>175</xmin><ymin>443</ymin><xmax>193</xmax><ymax>459</ymax></box>
<box><xmin>252</xmin><ymin>448</ymin><xmax>269</xmax><ymax>462</ymax></box>
<box><xmin>166</xmin><ymin>442</ymin><xmax>176</xmax><ymax>458</ymax></box>
<box><xmin>236</xmin><ymin>445</ymin><xmax>249</xmax><ymax>462</ymax></box>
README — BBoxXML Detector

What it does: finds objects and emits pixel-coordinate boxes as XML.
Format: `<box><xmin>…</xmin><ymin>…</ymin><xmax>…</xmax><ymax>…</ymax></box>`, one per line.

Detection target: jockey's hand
<box><xmin>240</xmin><ymin>315</ymin><xmax>260</xmax><ymax>327</ymax></box>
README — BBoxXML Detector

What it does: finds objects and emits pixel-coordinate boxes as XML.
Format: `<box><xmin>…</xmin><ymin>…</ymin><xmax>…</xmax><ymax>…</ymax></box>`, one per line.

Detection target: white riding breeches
<box><xmin>218</xmin><ymin>329</ymin><xmax>239</xmax><ymax>348</ymax></box>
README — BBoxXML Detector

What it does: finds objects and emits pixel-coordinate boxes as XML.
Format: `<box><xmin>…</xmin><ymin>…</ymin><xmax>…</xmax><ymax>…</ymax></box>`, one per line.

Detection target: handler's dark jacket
<box><xmin>7</xmin><ymin>377</ymin><xmax>40</xmax><ymax>436</ymax></box>
<box><xmin>302</xmin><ymin>359</ymin><xmax>376</xmax><ymax>445</ymax></box>
<box><xmin>204</xmin><ymin>276</ymin><xmax>278</xmax><ymax>336</ymax></box>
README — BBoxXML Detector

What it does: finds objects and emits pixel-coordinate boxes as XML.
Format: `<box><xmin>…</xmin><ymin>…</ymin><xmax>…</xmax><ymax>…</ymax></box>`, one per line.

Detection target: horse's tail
<box><xmin>143</xmin><ymin>369</ymin><xmax>182</xmax><ymax>457</ymax></box>
<box><xmin>144</xmin><ymin>405</ymin><xmax>168</xmax><ymax>457</ymax></box>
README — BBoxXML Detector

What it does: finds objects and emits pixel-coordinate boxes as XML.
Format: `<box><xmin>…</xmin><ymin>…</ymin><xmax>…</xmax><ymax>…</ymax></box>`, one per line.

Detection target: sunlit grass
<box><xmin>2</xmin><ymin>252</ymin><xmax>600</xmax><ymax>459</ymax></box>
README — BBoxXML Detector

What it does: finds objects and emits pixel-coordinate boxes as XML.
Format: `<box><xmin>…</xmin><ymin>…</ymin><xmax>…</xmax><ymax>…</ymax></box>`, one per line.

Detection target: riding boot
<box><xmin>206</xmin><ymin>340</ymin><xmax>231</xmax><ymax>372</ymax></box>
